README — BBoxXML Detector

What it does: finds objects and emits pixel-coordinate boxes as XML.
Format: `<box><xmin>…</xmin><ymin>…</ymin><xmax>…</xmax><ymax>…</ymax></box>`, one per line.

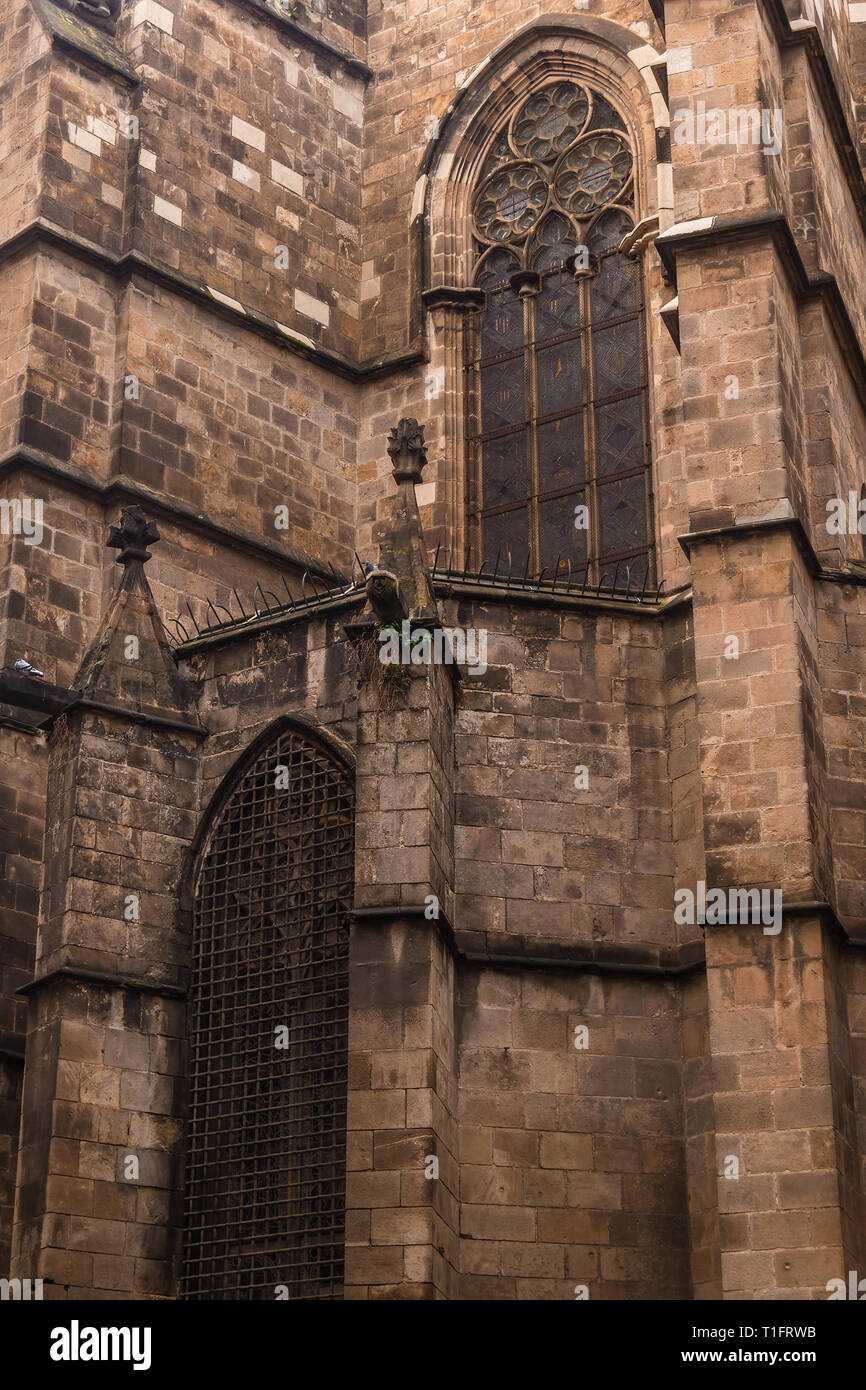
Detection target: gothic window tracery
<box><xmin>466</xmin><ymin>79</ymin><xmax>654</xmax><ymax>586</ymax></box>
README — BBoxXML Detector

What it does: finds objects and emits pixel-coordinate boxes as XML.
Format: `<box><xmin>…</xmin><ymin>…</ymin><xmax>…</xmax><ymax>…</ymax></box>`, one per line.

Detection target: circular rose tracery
<box><xmin>553</xmin><ymin>132</ymin><xmax>633</xmax><ymax>217</ymax></box>
<box><xmin>473</xmin><ymin>161</ymin><xmax>548</xmax><ymax>243</ymax></box>
<box><xmin>511</xmin><ymin>81</ymin><xmax>590</xmax><ymax>163</ymax></box>
<box><xmin>472</xmin><ymin>89</ymin><xmax>635</xmax><ymax>259</ymax></box>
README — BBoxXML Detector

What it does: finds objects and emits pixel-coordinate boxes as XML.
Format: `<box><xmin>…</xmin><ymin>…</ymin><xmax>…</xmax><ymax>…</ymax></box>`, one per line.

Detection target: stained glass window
<box><xmin>466</xmin><ymin>80</ymin><xmax>654</xmax><ymax>587</ymax></box>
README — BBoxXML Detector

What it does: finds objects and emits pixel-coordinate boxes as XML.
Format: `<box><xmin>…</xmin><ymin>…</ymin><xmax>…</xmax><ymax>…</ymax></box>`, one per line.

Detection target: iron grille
<box><xmin>182</xmin><ymin>727</ymin><xmax>354</xmax><ymax>1300</ymax></box>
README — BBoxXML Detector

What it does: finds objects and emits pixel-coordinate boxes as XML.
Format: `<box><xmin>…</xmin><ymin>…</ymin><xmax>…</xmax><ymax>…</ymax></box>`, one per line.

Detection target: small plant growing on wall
<box><xmin>348</xmin><ymin>622</ymin><xmax>423</xmax><ymax>711</ymax></box>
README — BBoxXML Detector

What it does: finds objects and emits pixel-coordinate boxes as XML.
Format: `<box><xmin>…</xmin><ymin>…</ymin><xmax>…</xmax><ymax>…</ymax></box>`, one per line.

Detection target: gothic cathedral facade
<box><xmin>1</xmin><ymin>0</ymin><xmax>866</xmax><ymax>1300</ymax></box>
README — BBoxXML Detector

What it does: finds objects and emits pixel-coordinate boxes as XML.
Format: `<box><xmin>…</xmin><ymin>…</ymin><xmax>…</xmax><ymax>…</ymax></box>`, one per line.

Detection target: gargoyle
<box><xmin>362</xmin><ymin>568</ymin><xmax>408</xmax><ymax>625</ymax></box>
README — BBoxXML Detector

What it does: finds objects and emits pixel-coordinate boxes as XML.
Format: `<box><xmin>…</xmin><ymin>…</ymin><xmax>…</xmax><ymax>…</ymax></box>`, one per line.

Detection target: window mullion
<box><xmin>583</xmin><ymin>273</ymin><xmax>600</xmax><ymax>586</ymax></box>
<box><xmin>526</xmin><ymin>290</ymin><xmax>541</xmax><ymax>573</ymax></box>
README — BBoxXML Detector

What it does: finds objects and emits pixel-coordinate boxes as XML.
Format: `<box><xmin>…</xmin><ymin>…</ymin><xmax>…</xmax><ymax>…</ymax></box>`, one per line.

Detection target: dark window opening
<box><xmin>182</xmin><ymin>726</ymin><xmax>354</xmax><ymax>1300</ymax></box>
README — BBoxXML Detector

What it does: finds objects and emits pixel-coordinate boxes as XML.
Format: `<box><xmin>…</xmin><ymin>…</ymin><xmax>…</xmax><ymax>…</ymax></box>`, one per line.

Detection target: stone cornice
<box><xmin>17</xmin><ymin>964</ymin><xmax>187</xmax><ymax>998</ymax></box>
<box><xmin>234</xmin><ymin>0</ymin><xmax>372</xmax><ymax>80</ymax></box>
<box><xmin>0</xmin><ymin>446</ymin><xmax>345</xmax><ymax>585</ymax></box>
<box><xmin>433</xmin><ymin>577</ymin><xmax>693</xmax><ymax>619</ymax></box>
<box><xmin>760</xmin><ymin>0</ymin><xmax>866</xmax><ymax>239</ymax></box>
<box><xmin>30</xmin><ymin>0</ymin><xmax>137</xmax><ymax>82</ymax></box>
<box><xmin>0</xmin><ymin>220</ymin><xmax>425</xmax><ymax>382</ymax></box>
<box><xmin>29</xmin><ymin>0</ymin><xmax>371</xmax><ymax>83</ymax></box>
<box><xmin>421</xmin><ymin>286</ymin><xmax>486</xmax><ymax>314</ymax></box>
<box><xmin>656</xmin><ymin>211</ymin><xmax>866</xmax><ymax>402</ymax></box>
<box><xmin>350</xmin><ymin>899</ymin><xmax>866</xmax><ymax>966</ymax></box>
<box><xmin>678</xmin><ymin>510</ymin><xmax>866</xmax><ymax>588</ymax></box>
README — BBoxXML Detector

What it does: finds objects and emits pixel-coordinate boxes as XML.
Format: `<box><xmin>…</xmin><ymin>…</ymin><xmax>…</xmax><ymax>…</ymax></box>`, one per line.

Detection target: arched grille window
<box><xmin>182</xmin><ymin>724</ymin><xmax>354</xmax><ymax>1300</ymax></box>
<box><xmin>466</xmin><ymin>80</ymin><xmax>654</xmax><ymax>586</ymax></box>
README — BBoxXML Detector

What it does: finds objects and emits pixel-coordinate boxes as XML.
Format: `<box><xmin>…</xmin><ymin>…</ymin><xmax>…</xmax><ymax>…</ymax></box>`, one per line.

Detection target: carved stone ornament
<box><xmin>54</xmin><ymin>0</ymin><xmax>122</xmax><ymax>35</ymax></box>
<box><xmin>386</xmin><ymin>418</ymin><xmax>427</xmax><ymax>484</ymax></box>
<box><xmin>364</xmin><ymin>568</ymin><xmax>408</xmax><ymax>625</ymax></box>
<box><xmin>107</xmin><ymin>505</ymin><xmax>161</xmax><ymax>567</ymax></box>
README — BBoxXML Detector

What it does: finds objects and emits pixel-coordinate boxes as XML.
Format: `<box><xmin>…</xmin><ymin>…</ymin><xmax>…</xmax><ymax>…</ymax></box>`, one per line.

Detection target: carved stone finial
<box><xmin>107</xmin><ymin>505</ymin><xmax>160</xmax><ymax>567</ymax></box>
<box><xmin>387</xmin><ymin>418</ymin><xmax>427</xmax><ymax>484</ymax></box>
<box><xmin>55</xmin><ymin>0</ymin><xmax>122</xmax><ymax>34</ymax></box>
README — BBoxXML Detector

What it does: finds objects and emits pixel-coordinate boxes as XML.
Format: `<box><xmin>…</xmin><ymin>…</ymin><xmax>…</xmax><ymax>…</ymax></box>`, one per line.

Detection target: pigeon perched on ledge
<box><xmin>13</xmin><ymin>659</ymin><xmax>44</xmax><ymax>678</ymax></box>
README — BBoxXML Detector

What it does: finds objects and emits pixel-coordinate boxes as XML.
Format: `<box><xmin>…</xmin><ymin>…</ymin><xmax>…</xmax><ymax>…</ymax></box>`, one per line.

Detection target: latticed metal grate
<box><xmin>182</xmin><ymin>726</ymin><xmax>354</xmax><ymax>1300</ymax></box>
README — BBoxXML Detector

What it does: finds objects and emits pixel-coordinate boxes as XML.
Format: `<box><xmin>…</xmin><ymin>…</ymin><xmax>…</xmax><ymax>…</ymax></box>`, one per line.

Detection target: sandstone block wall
<box><xmin>2</xmin><ymin>0</ymin><xmax>866</xmax><ymax>1300</ymax></box>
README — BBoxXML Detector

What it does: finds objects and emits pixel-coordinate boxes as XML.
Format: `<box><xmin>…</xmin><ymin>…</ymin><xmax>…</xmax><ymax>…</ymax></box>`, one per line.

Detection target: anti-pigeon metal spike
<box><xmin>551</xmin><ymin>555</ymin><xmax>562</xmax><ymax>591</ymax></box>
<box><xmin>522</xmin><ymin>552</ymin><xmax>531</xmax><ymax>586</ymax></box>
<box><xmin>254</xmin><ymin>584</ymin><xmax>268</xmax><ymax>616</ymax></box>
<box><xmin>611</xmin><ymin>560</ymin><xmax>620</xmax><ymax>594</ymax></box>
<box><xmin>639</xmin><ymin>566</ymin><xmax>649</xmax><ymax>602</ymax></box>
<box><xmin>185</xmin><ymin>601</ymin><xmax>201</xmax><ymax>635</ymax></box>
<box><xmin>491</xmin><ymin>547</ymin><xmax>502</xmax><ymax>583</ymax></box>
<box><xmin>432</xmin><ymin>541</ymin><xmax>441</xmax><ymax>574</ymax></box>
<box><xmin>204</xmin><ymin>599</ymin><xmax>220</xmax><ymax>629</ymax></box>
<box><xmin>233</xmin><ymin>588</ymin><xmax>248</xmax><ymax>619</ymax></box>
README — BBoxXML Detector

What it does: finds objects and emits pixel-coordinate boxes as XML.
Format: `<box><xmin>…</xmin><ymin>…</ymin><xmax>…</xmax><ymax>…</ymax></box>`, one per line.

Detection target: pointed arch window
<box><xmin>466</xmin><ymin>81</ymin><xmax>654</xmax><ymax>586</ymax></box>
<box><xmin>182</xmin><ymin>723</ymin><xmax>353</xmax><ymax>1300</ymax></box>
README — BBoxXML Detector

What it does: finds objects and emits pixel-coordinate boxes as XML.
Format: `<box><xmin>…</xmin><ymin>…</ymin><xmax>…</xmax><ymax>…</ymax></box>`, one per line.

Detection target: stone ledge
<box><xmin>30</xmin><ymin>0</ymin><xmax>137</xmax><ymax>82</ymax></box>
<box><xmin>0</xmin><ymin>447</ymin><xmax>344</xmax><ymax>585</ymax></box>
<box><xmin>0</xmin><ymin>220</ymin><xmax>424</xmax><ymax>382</ymax></box>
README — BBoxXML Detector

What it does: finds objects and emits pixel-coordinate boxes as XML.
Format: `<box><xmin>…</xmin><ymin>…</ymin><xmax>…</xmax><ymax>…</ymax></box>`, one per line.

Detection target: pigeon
<box><xmin>13</xmin><ymin>659</ymin><xmax>44</xmax><ymax>678</ymax></box>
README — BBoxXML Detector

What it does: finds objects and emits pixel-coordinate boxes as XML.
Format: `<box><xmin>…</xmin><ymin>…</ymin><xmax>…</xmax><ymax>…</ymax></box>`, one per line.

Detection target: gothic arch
<box><xmin>180</xmin><ymin>715</ymin><xmax>355</xmax><ymax>1300</ymax></box>
<box><xmin>416</xmin><ymin>17</ymin><xmax>669</xmax><ymax>570</ymax></box>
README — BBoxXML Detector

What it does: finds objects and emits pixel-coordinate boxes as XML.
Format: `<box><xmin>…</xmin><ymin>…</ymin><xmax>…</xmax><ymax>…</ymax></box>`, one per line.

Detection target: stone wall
<box><xmin>447</xmin><ymin>594</ymin><xmax>683</xmax><ymax>952</ymax></box>
<box><xmin>455</xmin><ymin>963</ymin><xmax>691</xmax><ymax>1299</ymax></box>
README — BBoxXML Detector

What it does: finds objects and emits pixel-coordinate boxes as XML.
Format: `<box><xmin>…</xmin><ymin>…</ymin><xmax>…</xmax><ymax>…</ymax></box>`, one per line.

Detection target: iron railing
<box><xmin>164</xmin><ymin>541</ymin><xmax>671</xmax><ymax>654</ymax></box>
